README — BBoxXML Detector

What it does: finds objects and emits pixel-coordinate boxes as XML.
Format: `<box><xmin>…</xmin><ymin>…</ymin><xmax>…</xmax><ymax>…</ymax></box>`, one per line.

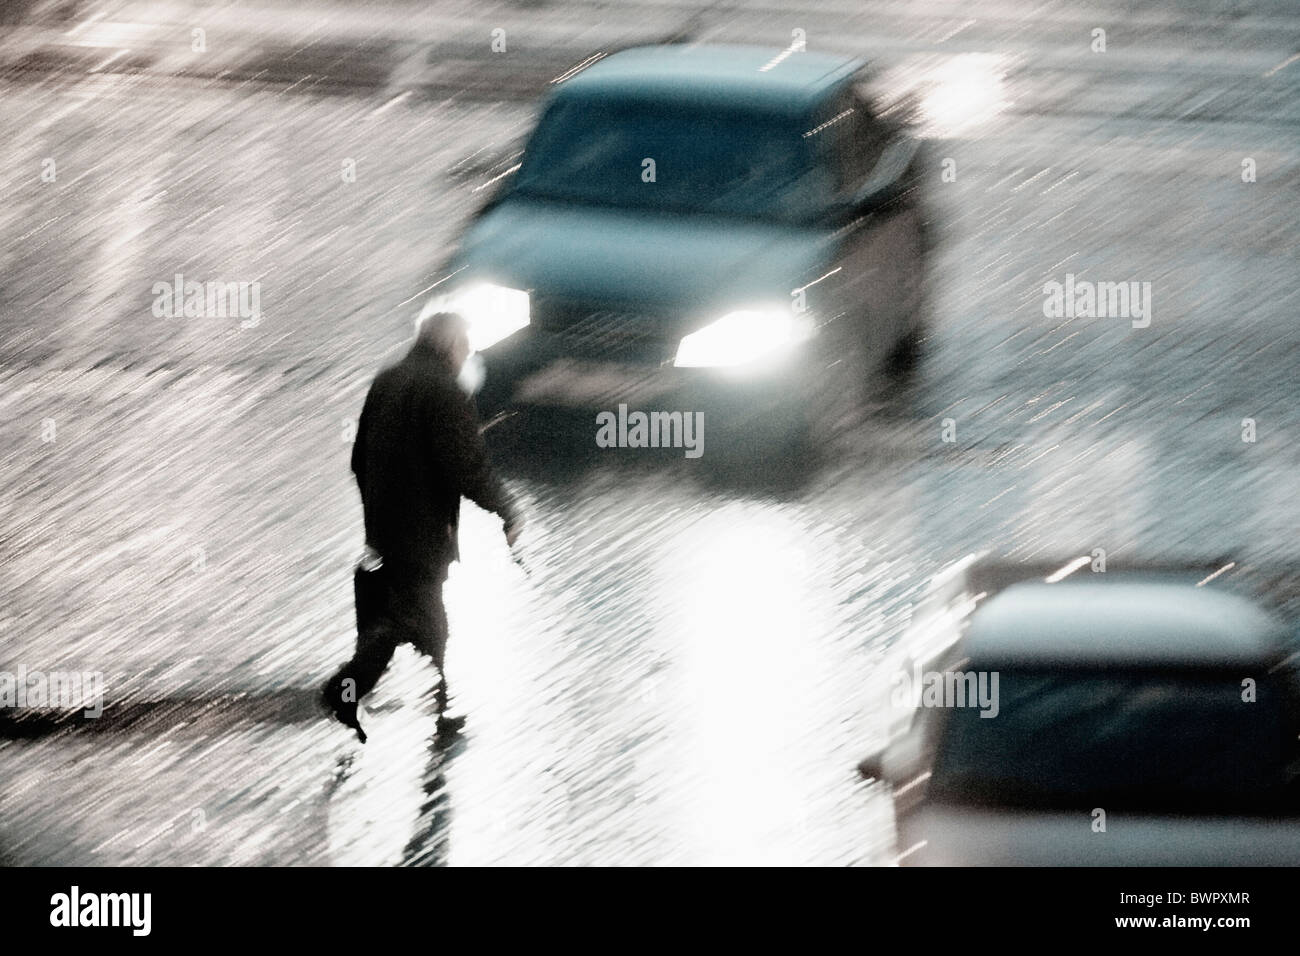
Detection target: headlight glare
<box><xmin>420</xmin><ymin>282</ymin><xmax>530</xmax><ymax>351</ymax></box>
<box><xmin>673</xmin><ymin>308</ymin><xmax>810</xmax><ymax>368</ymax></box>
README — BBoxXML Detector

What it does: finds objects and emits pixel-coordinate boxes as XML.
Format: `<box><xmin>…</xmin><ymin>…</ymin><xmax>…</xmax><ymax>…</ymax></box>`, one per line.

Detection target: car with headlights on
<box><xmin>420</xmin><ymin>43</ymin><xmax>930</xmax><ymax>448</ymax></box>
<box><xmin>858</xmin><ymin>555</ymin><xmax>1300</xmax><ymax>865</ymax></box>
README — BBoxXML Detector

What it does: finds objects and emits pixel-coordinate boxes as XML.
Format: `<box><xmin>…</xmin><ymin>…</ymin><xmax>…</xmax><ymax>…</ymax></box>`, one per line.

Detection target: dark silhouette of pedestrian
<box><xmin>322</xmin><ymin>312</ymin><xmax>523</xmax><ymax>742</ymax></box>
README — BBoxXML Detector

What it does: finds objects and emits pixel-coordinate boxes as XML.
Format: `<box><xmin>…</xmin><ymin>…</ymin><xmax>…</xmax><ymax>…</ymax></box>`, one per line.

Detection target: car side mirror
<box><xmin>858</xmin><ymin>713</ymin><xmax>931</xmax><ymax>784</ymax></box>
<box><xmin>849</xmin><ymin>135</ymin><xmax>920</xmax><ymax>214</ymax></box>
<box><xmin>450</xmin><ymin>140</ymin><xmax>526</xmax><ymax>218</ymax></box>
<box><xmin>857</xmin><ymin>748</ymin><xmax>889</xmax><ymax>782</ymax></box>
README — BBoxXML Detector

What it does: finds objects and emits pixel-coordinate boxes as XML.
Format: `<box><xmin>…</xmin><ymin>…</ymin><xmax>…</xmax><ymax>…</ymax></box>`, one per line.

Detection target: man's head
<box><xmin>414</xmin><ymin>311</ymin><xmax>471</xmax><ymax>374</ymax></box>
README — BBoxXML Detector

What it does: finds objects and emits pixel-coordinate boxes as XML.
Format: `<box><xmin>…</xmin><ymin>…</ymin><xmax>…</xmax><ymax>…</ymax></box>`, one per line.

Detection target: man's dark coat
<box><xmin>351</xmin><ymin>341</ymin><xmax>516</xmax><ymax>568</ymax></box>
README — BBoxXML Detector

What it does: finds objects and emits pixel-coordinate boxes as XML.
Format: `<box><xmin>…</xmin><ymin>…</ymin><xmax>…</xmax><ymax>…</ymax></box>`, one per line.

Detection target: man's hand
<box><xmin>504</xmin><ymin>515</ymin><xmax>525</xmax><ymax>549</ymax></box>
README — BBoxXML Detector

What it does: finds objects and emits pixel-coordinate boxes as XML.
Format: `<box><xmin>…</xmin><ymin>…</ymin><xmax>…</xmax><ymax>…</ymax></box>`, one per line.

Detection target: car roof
<box><xmin>552</xmin><ymin>44</ymin><xmax>865</xmax><ymax>116</ymax></box>
<box><xmin>963</xmin><ymin>577</ymin><xmax>1288</xmax><ymax>667</ymax></box>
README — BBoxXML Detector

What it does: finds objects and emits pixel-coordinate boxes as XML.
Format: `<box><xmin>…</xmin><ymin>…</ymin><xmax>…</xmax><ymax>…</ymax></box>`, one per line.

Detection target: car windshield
<box><xmin>512</xmin><ymin>98</ymin><xmax>830</xmax><ymax>222</ymax></box>
<box><xmin>929</xmin><ymin>668</ymin><xmax>1299</xmax><ymax>814</ymax></box>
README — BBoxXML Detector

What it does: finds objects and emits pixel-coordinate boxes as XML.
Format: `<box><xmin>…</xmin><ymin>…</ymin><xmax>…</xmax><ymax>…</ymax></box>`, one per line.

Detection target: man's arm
<box><xmin>444</xmin><ymin>390</ymin><xmax>519</xmax><ymax>527</ymax></box>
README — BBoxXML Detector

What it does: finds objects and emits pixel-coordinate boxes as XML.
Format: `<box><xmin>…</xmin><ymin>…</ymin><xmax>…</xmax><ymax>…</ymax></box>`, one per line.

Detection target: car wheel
<box><xmin>885</xmin><ymin>321</ymin><xmax>924</xmax><ymax>376</ymax></box>
<box><xmin>885</xmin><ymin>219</ymin><xmax>930</xmax><ymax>379</ymax></box>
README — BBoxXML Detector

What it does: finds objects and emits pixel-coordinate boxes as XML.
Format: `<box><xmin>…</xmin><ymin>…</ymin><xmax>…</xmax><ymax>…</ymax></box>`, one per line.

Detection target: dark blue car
<box><xmin>423</xmin><ymin>44</ymin><xmax>931</xmax><ymax>445</ymax></box>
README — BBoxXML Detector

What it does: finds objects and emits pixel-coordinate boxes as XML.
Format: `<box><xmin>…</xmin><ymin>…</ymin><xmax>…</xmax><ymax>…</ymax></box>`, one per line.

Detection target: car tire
<box><xmin>885</xmin><ymin>321</ymin><xmax>924</xmax><ymax>376</ymax></box>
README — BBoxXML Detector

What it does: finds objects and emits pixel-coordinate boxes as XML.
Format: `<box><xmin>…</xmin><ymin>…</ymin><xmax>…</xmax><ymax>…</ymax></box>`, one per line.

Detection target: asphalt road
<box><xmin>0</xmin><ymin>0</ymin><xmax>1297</xmax><ymax>865</ymax></box>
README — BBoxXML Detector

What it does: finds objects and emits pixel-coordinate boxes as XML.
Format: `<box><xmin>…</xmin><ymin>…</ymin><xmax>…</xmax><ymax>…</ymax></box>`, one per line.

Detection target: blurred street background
<box><xmin>0</xmin><ymin>0</ymin><xmax>1298</xmax><ymax>865</ymax></box>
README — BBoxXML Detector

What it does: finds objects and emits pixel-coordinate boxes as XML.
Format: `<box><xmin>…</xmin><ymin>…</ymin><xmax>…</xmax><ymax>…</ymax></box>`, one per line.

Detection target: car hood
<box><xmin>449</xmin><ymin>197</ymin><xmax>834</xmax><ymax>313</ymax></box>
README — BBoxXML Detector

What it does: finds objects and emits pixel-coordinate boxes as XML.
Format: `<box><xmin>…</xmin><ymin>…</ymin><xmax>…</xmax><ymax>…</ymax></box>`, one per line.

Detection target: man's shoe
<box><xmin>320</xmin><ymin>684</ymin><xmax>368</xmax><ymax>744</ymax></box>
<box><xmin>435</xmin><ymin>712</ymin><xmax>466</xmax><ymax>739</ymax></box>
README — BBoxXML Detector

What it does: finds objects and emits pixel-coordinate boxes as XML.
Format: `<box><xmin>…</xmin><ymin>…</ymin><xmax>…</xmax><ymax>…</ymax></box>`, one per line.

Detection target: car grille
<box><xmin>532</xmin><ymin>299</ymin><xmax>676</xmax><ymax>363</ymax></box>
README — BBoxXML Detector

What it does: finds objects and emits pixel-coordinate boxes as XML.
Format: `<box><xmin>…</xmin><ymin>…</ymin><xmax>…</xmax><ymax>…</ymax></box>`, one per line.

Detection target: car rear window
<box><xmin>928</xmin><ymin>668</ymin><xmax>1300</xmax><ymax>814</ymax></box>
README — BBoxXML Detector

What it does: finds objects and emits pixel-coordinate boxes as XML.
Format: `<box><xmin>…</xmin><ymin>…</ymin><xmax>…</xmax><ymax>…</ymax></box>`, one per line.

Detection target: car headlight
<box><xmin>419</xmin><ymin>282</ymin><xmax>529</xmax><ymax>351</ymax></box>
<box><xmin>673</xmin><ymin>308</ymin><xmax>811</xmax><ymax>368</ymax></box>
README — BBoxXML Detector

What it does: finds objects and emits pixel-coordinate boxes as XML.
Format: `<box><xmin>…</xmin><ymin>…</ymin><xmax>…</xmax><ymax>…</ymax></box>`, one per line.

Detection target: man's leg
<box><xmin>328</xmin><ymin>622</ymin><xmax>400</xmax><ymax>706</ymax></box>
<box><xmin>402</xmin><ymin>563</ymin><xmax>457</xmax><ymax>724</ymax></box>
<box><xmin>370</xmin><ymin>560</ymin><xmax>460</xmax><ymax>735</ymax></box>
<box><xmin>321</xmin><ymin>566</ymin><xmax>401</xmax><ymax>742</ymax></box>
<box><xmin>428</xmin><ymin>575</ymin><xmax>451</xmax><ymax>714</ymax></box>
<box><xmin>322</xmin><ymin>623</ymin><xmax>399</xmax><ymax>743</ymax></box>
